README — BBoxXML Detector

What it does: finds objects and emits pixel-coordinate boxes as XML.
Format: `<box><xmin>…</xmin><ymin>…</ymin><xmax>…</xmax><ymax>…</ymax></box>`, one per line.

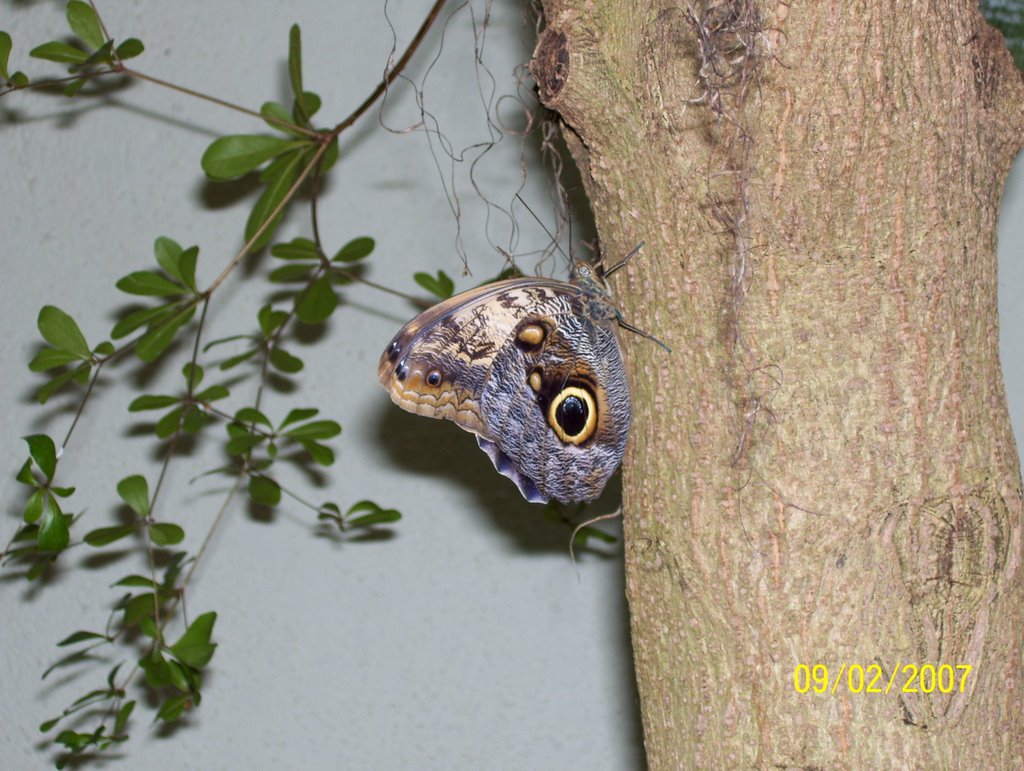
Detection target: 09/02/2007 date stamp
<box><xmin>793</xmin><ymin>663</ymin><xmax>973</xmax><ymax>695</ymax></box>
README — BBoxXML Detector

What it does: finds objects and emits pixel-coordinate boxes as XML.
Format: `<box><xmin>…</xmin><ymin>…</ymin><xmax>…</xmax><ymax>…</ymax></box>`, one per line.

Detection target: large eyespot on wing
<box><xmin>377</xmin><ymin>279</ymin><xmax>573</xmax><ymax>437</ymax></box>
<box><xmin>477</xmin><ymin>313</ymin><xmax>631</xmax><ymax>504</ymax></box>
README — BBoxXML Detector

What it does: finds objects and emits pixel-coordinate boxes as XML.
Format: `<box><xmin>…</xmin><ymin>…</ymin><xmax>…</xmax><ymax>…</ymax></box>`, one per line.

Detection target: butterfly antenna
<box><xmin>617</xmin><ymin>316</ymin><xmax>672</xmax><ymax>353</ymax></box>
<box><xmin>569</xmin><ymin>507</ymin><xmax>624</xmax><ymax>576</ymax></box>
<box><xmin>514</xmin><ymin>193</ymin><xmax>571</xmax><ymax>264</ymax></box>
<box><xmin>603</xmin><ymin>241</ymin><xmax>645</xmax><ymax>277</ymax></box>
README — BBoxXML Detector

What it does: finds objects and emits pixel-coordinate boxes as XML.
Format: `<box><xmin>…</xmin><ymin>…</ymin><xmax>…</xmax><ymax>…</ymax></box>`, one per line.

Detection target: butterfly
<box><xmin>378</xmin><ymin>247</ymin><xmax>660</xmax><ymax>504</ymax></box>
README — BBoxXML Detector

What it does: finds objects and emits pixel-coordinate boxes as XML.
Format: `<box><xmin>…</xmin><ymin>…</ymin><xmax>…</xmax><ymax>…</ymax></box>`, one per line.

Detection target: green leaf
<box><xmin>279</xmin><ymin>407</ymin><xmax>317</xmax><ymax>430</ymax></box>
<box><xmin>123</xmin><ymin>593</ymin><xmax>156</xmax><ymax>626</ymax></box>
<box><xmin>154</xmin><ymin>236</ymin><xmax>183</xmax><ymax>280</ymax></box>
<box><xmin>156</xmin><ymin>695</ymin><xmax>190</xmax><ymax>722</ymax></box>
<box><xmin>113</xmin><ymin>574</ymin><xmax>157</xmax><ymax>589</ymax></box>
<box><xmin>244</xmin><ymin>149</ymin><xmax>304</xmax><ymax>250</ymax></box>
<box><xmin>84</xmin><ymin>524</ymin><xmax>137</xmax><ymax>547</ymax></box>
<box><xmin>178</xmin><ymin>246</ymin><xmax>199</xmax><ymax>292</ymax></box>
<box><xmin>271</xmin><ymin>236</ymin><xmax>319</xmax><ymax>261</ymax></box>
<box><xmin>28</xmin><ymin>347</ymin><xmax>82</xmax><ymax>372</ymax></box>
<box><xmin>139</xmin><ymin>616</ymin><xmax>160</xmax><ymax>640</ymax></box>
<box><xmin>248</xmin><ymin>475</ymin><xmax>281</xmax><ymax>506</ymax></box>
<box><xmin>201</xmin><ymin>134</ymin><xmax>302</xmax><ymax>181</ymax></box>
<box><xmin>268</xmin><ymin>263</ymin><xmax>315</xmax><ymax>283</ymax></box>
<box><xmin>283</xmin><ymin>420</ymin><xmax>341</xmax><ymax>440</ymax></box>
<box><xmin>332</xmin><ymin>236</ymin><xmax>374</xmax><ymax>263</ymax></box>
<box><xmin>23</xmin><ymin>489</ymin><xmax>46</xmax><ymax>524</ymax></box>
<box><xmin>16</xmin><ymin>458</ymin><xmax>35</xmax><ymax>486</ymax></box>
<box><xmin>93</xmin><ymin>340</ymin><xmax>114</xmax><ymax>356</ymax></box>
<box><xmin>269</xmin><ymin>347</ymin><xmax>303</xmax><ymax>373</ymax></box>
<box><xmin>63</xmin><ymin>75</ymin><xmax>86</xmax><ymax>97</ymax></box>
<box><xmin>24</xmin><ymin>434</ymin><xmax>57</xmax><ymax>479</ymax></box>
<box><xmin>38</xmin><ymin>305</ymin><xmax>91</xmax><ymax>358</ymax></box>
<box><xmin>155</xmin><ymin>406</ymin><xmax>184</xmax><ymax>439</ymax></box>
<box><xmin>414</xmin><ymin>270</ymin><xmax>455</xmax><ymax>299</ymax></box>
<box><xmin>140</xmin><ymin>649</ymin><xmax>171</xmax><ymax>688</ymax></box>
<box><xmin>170</xmin><ymin>611</ymin><xmax>217</xmax><ymax>668</ymax></box>
<box><xmin>294</xmin><ymin>91</ymin><xmax>320</xmax><ymax>123</ymax></box>
<box><xmin>258</xmin><ymin>304</ymin><xmax>289</xmax><ymax>338</ymax></box>
<box><xmin>183</xmin><ymin>361</ymin><xmax>204</xmax><ymax>389</ymax></box>
<box><xmin>129</xmin><ymin>394</ymin><xmax>179</xmax><ymax>411</ymax></box>
<box><xmin>288</xmin><ymin>24</ymin><xmax>304</xmax><ymax>105</ymax></box>
<box><xmin>113</xmin><ymin>700</ymin><xmax>135</xmax><ymax>735</ymax></box>
<box><xmin>50</xmin><ymin>485</ymin><xmax>75</xmax><ymax>498</ymax></box>
<box><xmin>181</xmin><ymin>405</ymin><xmax>206</xmax><ymax>433</ymax></box>
<box><xmin>57</xmin><ymin>630</ymin><xmax>111</xmax><ymax>647</ymax></box>
<box><xmin>116</xmin><ymin>270</ymin><xmax>185</xmax><ymax>296</ymax></box>
<box><xmin>115</xmin><ymin>37</ymin><xmax>144</xmax><ymax>60</ymax></box>
<box><xmin>149</xmin><ymin>522</ymin><xmax>185</xmax><ymax>546</ymax></box>
<box><xmin>219</xmin><ymin>348</ymin><xmax>259</xmax><ymax>371</ymax></box>
<box><xmin>66</xmin><ymin>1</ymin><xmax>106</xmax><ymax>50</ymax></box>
<box><xmin>195</xmin><ymin>384</ymin><xmax>229</xmax><ymax>402</ymax></box>
<box><xmin>37</xmin><ymin>363</ymin><xmax>90</xmax><ymax>404</ymax></box>
<box><xmin>110</xmin><ymin>302</ymin><xmax>181</xmax><ymax>339</ymax></box>
<box><xmin>260</xmin><ymin>101</ymin><xmax>305</xmax><ymax>136</ymax></box>
<box><xmin>0</xmin><ymin>31</ymin><xmax>11</xmax><ymax>80</ymax></box>
<box><xmin>236</xmin><ymin>407</ymin><xmax>272</xmax><ymax>427</ymax></box>
<box><xmin>39</xmin><ymin>716</ymin><xmax>61</xmax><ymax>733</ymax></box>
<box><xmin>136</xmin><ymin>308</ymin><xmax>194</xmax><ymax>362</ymax></box>
<box><xmin>225</xmin><ymin>432</ymin><xmax>263</xmax><ymax>456</ymax></box>
<box><xmin>295</xmin><ymin>276</ymin><xmax>337</xmax><ymax>324</ymax></box>
<box><xmin>296</xmin><ymin>439</ymin><xmax>334</xmax><ymax>466</ymax></box>
<box><xmin>116</xmin><ymin>475</ymin><xmax>149</xmax><ymax>517</ymax></box>
<box><xmin>38</xmin><ymin>506</ymin><xmax>70</xmax><ymax>551</ymax></box>
<box><xmin>346</xmin><ymin>500</ymin><xmax>402</xmax><ymax>528</ymax></box>
<box><xmin>29</xmin><ymin>40</ymin><xmax>88</xmax><ymax>64</ymax></box>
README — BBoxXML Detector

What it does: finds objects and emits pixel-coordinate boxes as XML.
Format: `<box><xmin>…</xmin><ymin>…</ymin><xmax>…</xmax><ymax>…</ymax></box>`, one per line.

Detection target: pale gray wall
<box><xmin>1</xmin><ymin>3</ymin><xmax>1021</xmax><ymax>770</ymax></box>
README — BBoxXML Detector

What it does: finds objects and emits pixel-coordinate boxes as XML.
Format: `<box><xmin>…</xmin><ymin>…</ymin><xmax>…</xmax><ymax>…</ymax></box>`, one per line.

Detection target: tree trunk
<box><xmin>533</xmin><ymin>1</ymin><xmax>1024</xmax><ymax>766</ymax></box>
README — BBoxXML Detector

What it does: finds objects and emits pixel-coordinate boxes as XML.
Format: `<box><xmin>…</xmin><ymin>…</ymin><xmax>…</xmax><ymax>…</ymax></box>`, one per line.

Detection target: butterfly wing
<box><xmin>378</xmin><ymin>277</ymin><xmax>630</xmax><ymax>504</ymax></box>
<box><xmin>477</xmin><ymin>307</ymin><xmax>630</xmax><ymax>504</ymax></box>
<box><xmin>377</xmin><ymin>278</ymin><xmax>577</xmax><ymax>436</ymax></box>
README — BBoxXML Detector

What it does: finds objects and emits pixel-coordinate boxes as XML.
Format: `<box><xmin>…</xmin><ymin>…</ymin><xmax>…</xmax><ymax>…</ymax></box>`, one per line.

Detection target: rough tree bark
<box><xmin>533</xmin><ymin>1</ymin><xmax>1024</xmax><ymax>767</ymax></box>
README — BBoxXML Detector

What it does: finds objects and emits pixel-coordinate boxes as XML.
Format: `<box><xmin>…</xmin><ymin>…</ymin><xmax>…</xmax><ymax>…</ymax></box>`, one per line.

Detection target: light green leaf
<box><xmin>156</xmin><ymin>695</ymin><xmax>190</xmax><ymax>722</ymax></box>
<box><xmin>248</xmin><ymin>475</ymin><xmax>281</xmax><ymax>506</ymax></box>
<box><xmin>260</xmin><ymin>100</ymin><xmax>304</xmax><ymax>135</ymax></box>
<box><xmin>155</xmin><ymin>406</ymin><xmax>184</xmax><ymax>439</ymax></box>
<box><xmin>346</xmin><ymin>500</ymin><xmax>402</xmax><ymax>527</ymax></box>
<box><xmin>29</xmin><ymin>40</ymin><xmax>88</xmax><ymax>64</ymax></box>
<box><xmin>23</xmin><ymin>434</ymin><xmax>57</xmax><ymax>479</ymax></box>
<box><xmin>38</xmin><ymin>506</ymin><xmax>70</xmax><ymax>551</ymax></box>
<box><xmin>296</xmin><ymin>439</ymin><xmax>334</xmax><ymax>466</ymax></box>
<box><xmin>83</xmin><ymin>524</ymin><xmax>137</xmax><ymax>547</ymax></box>
<box><xmin>115</xmin><ymin>38</ymin><xmax>143</xmax><ymax>60</ymax></box>
<box><xmin>57</xmin><ymin>630</ymin><xmax>111</xmax><ymax>647</ymax></box>
<box><xmin>271</xmin><ymin>236</ymin><xmax>319</xmax><ymax>261</ymax></box>
<box><xmin>283</xmin><ymin>420</ymin><xmax>341</xmax><ymax>440</ymax></box>
<box><xmin>236</xmin><ymin>407</ymin><xmax>272</xmax><ymax>427</ymax></box>
<box><xmin>0</xmin><ymin>31</ymin><xmax>12</xmax><ymax>80</ymax></box>
<box><xmin>332</xmin><ymin>236</ymin><xmax>375</xmax><ymax>263</ymax></box>
<box><xmin>244</xmin><ymin>149</ymin><xmax>304</xmax><ymax>249</ymax></box>
<box><xmin>268</xmin><ymin>346</ymin><xmax>303</xmax><ymax>373</ymax></box>
<box><xmin>28</xmin><ymin>347</ymin><xmax>81</xmax><ymax>372</ymax></box>
<box><xmin>128</xmin><ymin>394</ymin><xmax>179</xmax><ymax>411</ymax></box>
<box><xmin>112</xmin><ymin>575</ymin><xmax>157</xmax><ymax>589</ymax></box>
<box><xmin>66</xmin><ymin>0</ymin><xmax>106</xmax><ymax>50</ymax></box>
<box><xmin>116</xmin><ymin>270</ymin><xmax>185</xmax><ymax>296</ymax></box>
<box><xmin>110</xmin><ymin>302</ymin><xmax>181</xmax><ymax>340</ymax></box>
<box><xmin>288</xmin><ymin>24</ymin><xmax>303</xmax><ymax>109</ymax></box>
<box><xmin>116</xmin><ymin>475</ymin><xmax>149</xmax><ymax>517</ymax></box>
<box><xmin>195</xmin><ymin>384</ymin><xmax>229</xmax><ymax>402</ymax></box>
<box><xmin>149</xmin><ymin>522</ymin><xmax>185</xmax><ymax>546</ymax></box>
<box><xmin>268</xmin><ymin>263</ymin><xmax>314</xmax><ymax>283</ymax></box>
<box><xmin>201</xmin><ymin>134</ymin><xmax>302</xmax><ymax>180</ymax></box>
<box><xmin>23</xmin><ymin>489</ymin><xmax>46</xmax><ymax>524</ymax></box>
<box><xmin>170</xmin><ymin>611</ymin><xmax>217</xmax><ymax>668</ymax></box>
<box><xmin>178</xmin><ymin>246</ymin><xmax>199</xmax><ymax>293</ymax></box>
<box><xmin>294</xmin><ymin>91</ymin><xmax>320</xmax><ymax>123</ymax></box>
<box><xmin>36</xmin><ymin>363</ymin><xmax>90</xmax><ymax>404</ymax></box>
<box><xmin>136</xmin><ymin>307</ymin><xmax>194</xmax><ymax>362</ymax></box>
<box><xmin>38</xmin><ymin>305</ymin><xmax>90</xmax><ymax>358</ymax></box>
<box><xmin>295</xmin><ymin>276</ymin><xmax>337</xmax><ymax>324</ymax></box>
<box><xmin>279</xmin><ymin>407</ymin><xmax>317</xmax><ymax>430</ymax></box>
<box><xmin>258</xmin><ymin>304</ymin><xmax>289</xmax><ymax>337</ymax></box>
<box><xmin>414</xmin><ymin>270</ymin><xmax>455</xmax><ymax>299</ymax></box>
<box><xmin>153</xmin><ymin>236</ymin><xmax>183</xmax><ymax>280</ymax></box>
<box><xmin>113</xmin><ymin>700</ymin><xmax>135</xmax><ymax>735</ymax></box>
<box><xmin>219</xmin><ymin>348</ymin><xmax>259</xmax><ymax>371</ymax></box>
